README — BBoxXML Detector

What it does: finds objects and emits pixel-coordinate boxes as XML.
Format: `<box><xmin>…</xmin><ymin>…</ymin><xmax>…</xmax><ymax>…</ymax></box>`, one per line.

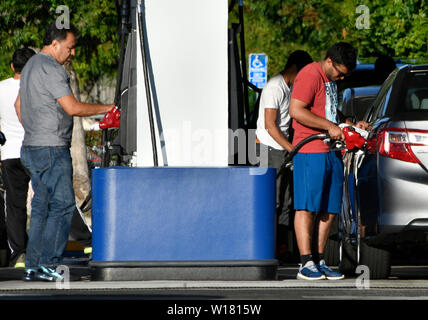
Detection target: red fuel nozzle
<box><xmin>342</xmin><ymin>126</ymin><xmax>366</xmax><ymax>150</ymax></box>
<box><xmin>99</xmin><ymin>106</ymin><xmax>120</xmax><ymax>129</ymax></box>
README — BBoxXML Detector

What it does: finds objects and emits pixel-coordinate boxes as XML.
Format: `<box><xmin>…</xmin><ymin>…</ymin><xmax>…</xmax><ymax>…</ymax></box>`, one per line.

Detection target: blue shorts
<box><xmin>293</xmin><ymin>152</ymin><xmax>344</xmax><ymax>214</ymax></box>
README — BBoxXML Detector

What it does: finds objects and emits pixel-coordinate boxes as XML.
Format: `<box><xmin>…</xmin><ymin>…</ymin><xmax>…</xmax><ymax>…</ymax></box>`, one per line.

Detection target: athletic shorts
<box><xmin>293</xmin><ymin>152</ymin><xmax>344</xmax><ymax>214</ymax></box>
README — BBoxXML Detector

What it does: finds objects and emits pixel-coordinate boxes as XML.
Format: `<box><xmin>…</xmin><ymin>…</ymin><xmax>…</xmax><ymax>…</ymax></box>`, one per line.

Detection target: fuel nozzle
<box><xmin>99</xmin><ymin>106</ymin><xmax>121</xmax><ymax>129</ymax></box>
<box><xmin>341</xmin><ymin>125</ymin><xmax>367</xmax><ymax>150</ymax></box>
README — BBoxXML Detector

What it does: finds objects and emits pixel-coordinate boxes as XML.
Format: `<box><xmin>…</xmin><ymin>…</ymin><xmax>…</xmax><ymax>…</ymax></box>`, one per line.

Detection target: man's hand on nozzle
<box><xmin>107</xmin><ymin>103</ymin><xmax>115</xmax><ymax>112</ymax></box>
<box><xmin>99</xmin><ymin>104</ymin><xmax>121</xmax><ymax>129</ymax></box>
<box><xmin>328</xmin><ymin>123</ymin><xmax>345</xmax><ymax>141</ymax></box>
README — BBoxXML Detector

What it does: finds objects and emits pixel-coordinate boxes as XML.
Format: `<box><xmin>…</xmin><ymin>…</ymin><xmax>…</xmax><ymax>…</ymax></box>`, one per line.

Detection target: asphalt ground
<box><xmin>2</xmin><ymin>262</ymin><xmax>428</xmax><ymax>295</ymax></box>
<box><xmin>1</xmin><ymin>261</ymin><xmax>428</xmax><ymax>317</ymax></box>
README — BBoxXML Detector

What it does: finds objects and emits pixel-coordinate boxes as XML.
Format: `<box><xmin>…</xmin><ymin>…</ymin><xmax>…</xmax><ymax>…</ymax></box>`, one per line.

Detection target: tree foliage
<box><xmin>1</xmin><ymin>1</ymin><xmax>426</xmax><ymax>94</ymax></box>
<box><xmin>0</xmin><ymin>0</ymin><xmax>119</xmax><ymax>97</ymax></box>
<box><xmin>230</xmin><ymin>0</ymin><xmax>427</xmax><ymax>77</ymax></box>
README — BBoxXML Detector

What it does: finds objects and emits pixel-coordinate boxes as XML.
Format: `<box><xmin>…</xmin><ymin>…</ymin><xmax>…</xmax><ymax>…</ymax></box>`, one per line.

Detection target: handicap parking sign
<box><xmin>249</xmin><ymin>53</ymin><xmax>268</xmax><ymax>89</ymax></box>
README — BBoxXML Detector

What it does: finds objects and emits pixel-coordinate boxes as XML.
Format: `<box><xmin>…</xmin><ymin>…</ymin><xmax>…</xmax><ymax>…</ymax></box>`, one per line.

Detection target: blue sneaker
<box><xmin>23</xmin><ymin>268</ymin><xmax>55</xmax><ymax>282</ymax></box>
<box><xmin>297</xmin><ymin>261</ymin><xmax>325</xmax><ymax>280</ymax></box>
<box><xmin>39</xmin><ymin>266</ymin><xmax>64</xmax><ymax>281</ymax></box>
<box><xmin>318</xmin><ymin>260</ymin><xmax>345</xmax><ymax>280</ymax></box>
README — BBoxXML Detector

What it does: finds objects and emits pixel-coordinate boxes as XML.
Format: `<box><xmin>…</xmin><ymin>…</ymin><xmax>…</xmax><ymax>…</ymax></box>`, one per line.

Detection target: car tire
<box><xmin>338</xmin><ymin>239</ymin><xmax>358</xmax><ymax>276</ymax></box>
<box><xmin>359</xmin><ymin>241</ymin><xmax>391</xmax><ymax>279</ymax></box>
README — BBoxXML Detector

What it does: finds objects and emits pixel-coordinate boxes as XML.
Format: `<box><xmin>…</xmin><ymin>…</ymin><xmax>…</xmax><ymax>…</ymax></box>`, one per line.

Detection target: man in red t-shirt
<box><xmin>289</xmin><ymin>42</ymin><xmax>369</xmax><ymax>280</ymax></box>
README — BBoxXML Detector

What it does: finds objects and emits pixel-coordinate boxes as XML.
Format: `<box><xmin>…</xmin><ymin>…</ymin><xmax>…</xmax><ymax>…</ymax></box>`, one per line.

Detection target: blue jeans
<box><xmin>21</xmin><ymin>146</ymin><xmax>75</xmax><ymax>269</ymax></box>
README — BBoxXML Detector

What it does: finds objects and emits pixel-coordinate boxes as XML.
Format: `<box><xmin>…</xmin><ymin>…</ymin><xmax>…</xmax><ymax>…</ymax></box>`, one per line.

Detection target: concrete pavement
<box><xmin>2</xmin><ymin>265</ymin><xmax>428</xmax><ymax>292</ymax></box>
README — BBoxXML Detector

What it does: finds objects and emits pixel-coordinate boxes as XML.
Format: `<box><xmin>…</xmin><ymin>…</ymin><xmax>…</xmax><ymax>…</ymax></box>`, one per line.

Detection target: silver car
<box><xmin>339</xmin><ymin>64</ymin><xmax>428</xmax><ymax>279</ymax></box>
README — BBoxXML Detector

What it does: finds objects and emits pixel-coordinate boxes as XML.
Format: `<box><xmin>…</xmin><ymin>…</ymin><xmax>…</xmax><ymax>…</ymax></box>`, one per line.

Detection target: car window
<box><xmin>365</xmin><ymin>70</ymin><xmax>397</xmax><ymax>123</ymax></box>
<box><xmin>365</xmin><ymin>93</ymin><xmax>386</xmax><ymax>124</ymax></box>
<box><xmin>386</xmin><ymin>68</ymin><xmax>428</xmax><ymax>120</ymax></box>
<box><xmin>353</xmin><ymin>95</ymin><xmax>377</xmax><ymax>121</ymax></box>
<box><xmin>337</xmin><ymin>65</ymin><xmax>378</xmax><ymax>92</ymax></box>
<box><xmin>402</xmin><ymin>73</ymin><xmax>428</xmax><ymax>111</ymax></box>
<box><xmin>374</xmin><ymin>87</ymin><xmax>392</xmax><ymax>119</ymax></box>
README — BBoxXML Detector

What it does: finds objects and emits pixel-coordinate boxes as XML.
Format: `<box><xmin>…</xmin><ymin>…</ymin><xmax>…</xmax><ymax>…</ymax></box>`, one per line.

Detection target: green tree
<box><xmin>233</xmin><ymin>0</ymin><xmax>427</xmax><ymax>78</ymax></box>
<box><xmin>0</xmin><ymin>0</ymin><xmax>119</xmax><ymax>98</ymax></box>
<box><xmin>0</xmin><ymin>0</ymin><xmax>119</xmax><ymax>214</ymax></box>
<box><xmin>343</xmin><ymin>0</ymin><xmax>427</xmax><ymax>61</ymax></box>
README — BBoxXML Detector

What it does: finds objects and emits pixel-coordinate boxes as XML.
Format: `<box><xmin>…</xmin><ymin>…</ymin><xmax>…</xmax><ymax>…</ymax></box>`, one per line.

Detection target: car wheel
<box><xmin>324</xmin><ymin>238</ymin><xmax>339</xmax><ymax>266</ymax></box>
<box><xmin>359</xmin><ymin>241</ymin><xmax>391</xmax><ymax>279</ymax></box>
<box><xmin>338</xmin><ymin>238</ymin><xmax>358</xmax><ymax>276</ymax></box>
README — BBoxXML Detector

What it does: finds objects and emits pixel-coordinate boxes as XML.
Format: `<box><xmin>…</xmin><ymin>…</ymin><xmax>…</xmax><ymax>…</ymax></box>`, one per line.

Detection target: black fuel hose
<box><xmin>114</xmin><ymin>0</ymin><xmax>129</xmax><ymax>108</ymax></box>
<box><xmin>137</xmin><ymin>0</ymin><xmax>158</xmax><ymax>166</ymax></box>
<box><xmin>102</xmin><ymin>0</ymin><xmax>129</xmax><ymax>168</ymax></box>
<box><xmin>238</xmin><ymin>0</ymin><xmax>250</xmax><ymax>126</ymax></box>
<box><xmin>277</xmin><ymin>133</ymin><xmax>329</xmax><ymax>176</ymax></box>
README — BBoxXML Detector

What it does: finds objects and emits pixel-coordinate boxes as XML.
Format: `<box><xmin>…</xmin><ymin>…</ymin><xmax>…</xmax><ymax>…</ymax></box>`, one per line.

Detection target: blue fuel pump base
<box><xmin>89</xmin><ymin>167</ymin><xmax>278</xmax><ymax>281</ymax></box>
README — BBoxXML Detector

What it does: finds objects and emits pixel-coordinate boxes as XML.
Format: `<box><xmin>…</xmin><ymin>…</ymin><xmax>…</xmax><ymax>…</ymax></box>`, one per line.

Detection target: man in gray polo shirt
<box><xmin>15</xmin><ymin>22</ymin><xmax>114</xmax><ymax>281</ymax></box>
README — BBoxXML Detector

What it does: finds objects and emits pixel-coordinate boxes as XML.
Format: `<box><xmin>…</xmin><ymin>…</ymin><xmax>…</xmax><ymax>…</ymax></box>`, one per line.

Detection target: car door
<box><xmin>348</xmin><ymin>71</ymin><xmax>398</xmax><ymax>238</ymax></box>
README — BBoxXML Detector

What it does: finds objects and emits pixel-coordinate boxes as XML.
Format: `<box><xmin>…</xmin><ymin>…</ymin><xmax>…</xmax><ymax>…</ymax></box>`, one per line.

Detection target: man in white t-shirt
<box><xmin>0</xmin><ymin>47</ymin><xmax>35</xmax><ymax>268</ymax></box>
<box><xmin>255</xmin><ymin>50</ymin><xmax>313</xmax><ymax>261</ymax></box>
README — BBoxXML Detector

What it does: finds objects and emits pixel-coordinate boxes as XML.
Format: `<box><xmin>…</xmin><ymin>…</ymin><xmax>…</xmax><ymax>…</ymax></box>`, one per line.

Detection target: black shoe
<box><xmin>23</xmin><ymin>269</ymin><xmax>55</xmax><ymax>282</ymax></box>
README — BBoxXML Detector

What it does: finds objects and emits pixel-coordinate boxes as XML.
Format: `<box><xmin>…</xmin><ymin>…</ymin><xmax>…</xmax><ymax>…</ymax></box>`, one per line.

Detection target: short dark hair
<box><xmin>284</xmin><ymin>50</ymin><xmax>313</xmax><ymax>71</ymax></box>
<box><xmin>375</xmin><ymin>55</ymin><xmax>396</xmax><ymax>74</ymax></box>
<box><xmin>324</xmin><ymin>42</ymin><xmax>357</xmax><ymax>71</ymax></box>
<box><xmin>12</xmin><ymin>47</ymin><xmax>36</xmax><ymax>73</ymax></box>
<box><xmin>43</xmin><ymin>21</ymin><xmax>79</xmax><ymax>46</ymax></box>
<box><xmin>284</xmin><ymin>50</ymin><xmax>314</xmax><ymax>71</ymax></box>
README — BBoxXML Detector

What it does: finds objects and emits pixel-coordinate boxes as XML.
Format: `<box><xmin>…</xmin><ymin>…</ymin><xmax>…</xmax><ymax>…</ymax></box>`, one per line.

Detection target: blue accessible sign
<box><xmin>249</xmin><ymin>53</ymin><xmax>268</xmax><ymax>89</ymax></box>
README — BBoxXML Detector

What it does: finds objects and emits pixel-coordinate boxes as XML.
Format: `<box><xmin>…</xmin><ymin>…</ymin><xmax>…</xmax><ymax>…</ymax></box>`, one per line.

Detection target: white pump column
<box><xmin>135</xmin><ymin>0</ymin><xmax>229</xmax><ymax>167</ymax></box>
